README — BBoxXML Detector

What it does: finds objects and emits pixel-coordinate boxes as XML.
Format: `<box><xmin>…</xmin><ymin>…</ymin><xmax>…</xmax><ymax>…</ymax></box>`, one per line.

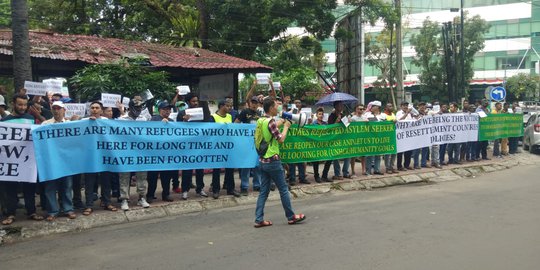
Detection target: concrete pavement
<box><xmin>0</xmin><ymin>151</ymin><xmax>539</xmax><ymax>245</ymax></box>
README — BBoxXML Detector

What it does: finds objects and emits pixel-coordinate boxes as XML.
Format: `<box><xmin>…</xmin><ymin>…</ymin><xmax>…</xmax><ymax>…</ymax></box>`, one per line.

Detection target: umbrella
<box><xmin>315</xmin><ymin>92</ymin><xmax>358</xmax><ymax>106</ymax></box>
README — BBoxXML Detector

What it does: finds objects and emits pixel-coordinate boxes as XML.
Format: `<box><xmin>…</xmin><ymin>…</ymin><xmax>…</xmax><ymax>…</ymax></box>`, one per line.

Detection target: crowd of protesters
<box><xmin>0</xmin><ymin>85</ymin><xmax>524</xmax><ymax>226</ymax></box>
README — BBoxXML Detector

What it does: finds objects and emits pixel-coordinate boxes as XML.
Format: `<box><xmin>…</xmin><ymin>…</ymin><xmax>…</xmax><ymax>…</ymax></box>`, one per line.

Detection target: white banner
<box><xmin>0</xmin><ymin>122</ymin><xmax>37</xmax><ymax>182</ymax></box>
<box><xmin>24</xmin><ymin>81</ymin><xmax>48</xmax><ymax>96</ymax></box>
<box><xmin>64</xmin><ymin>103</ymin><xmax>87</xmax><ymax>118</ymax></box>
<box><xmin>396</xmin><ymin>113</ymin><xmax>479</xmax><ymax>153</ymax></box>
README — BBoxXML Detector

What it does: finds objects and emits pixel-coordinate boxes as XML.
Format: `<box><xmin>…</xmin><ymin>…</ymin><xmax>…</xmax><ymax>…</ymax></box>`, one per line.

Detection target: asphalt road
<box><xmin>2</xmin><ymin>164</ymin><xmax>540</xmax><ymax>270</ymax></box>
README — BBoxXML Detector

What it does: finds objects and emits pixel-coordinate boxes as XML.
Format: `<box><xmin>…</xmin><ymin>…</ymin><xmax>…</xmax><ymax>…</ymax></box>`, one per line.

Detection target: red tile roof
<box><xmin>0</xmin><ymin>30</ymin><xmax>271</xmax><ymax>71</ymax></box>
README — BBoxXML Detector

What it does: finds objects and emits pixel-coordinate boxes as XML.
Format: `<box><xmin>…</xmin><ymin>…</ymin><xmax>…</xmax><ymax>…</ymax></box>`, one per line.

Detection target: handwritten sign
<box><xmin>101</xmin><ymin>93</ymin><xmax>121</xmax><ymax>108</ymax></box>
<box><xmin>24</xmin><ymin>81</ymin><xmax>48</xmax><ymax>96</ymax></box>
<box><xmin>64</xmin><ymin>103</ymin><xmax>87</xmax><ymax>118</ymax></box>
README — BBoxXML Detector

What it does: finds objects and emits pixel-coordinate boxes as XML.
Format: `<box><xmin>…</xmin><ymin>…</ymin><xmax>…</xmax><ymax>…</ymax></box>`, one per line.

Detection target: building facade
<box><xmin>327</xmin><ymin>0</ymin><xmax>540</xmax><ymax>102</ymax></box>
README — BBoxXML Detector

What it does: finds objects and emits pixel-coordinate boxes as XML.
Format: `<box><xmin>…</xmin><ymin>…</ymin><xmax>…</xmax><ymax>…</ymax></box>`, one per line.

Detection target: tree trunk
<box><xmin>196</xmin><ymin>0</ymin><xmax>209</xmax><ymax>49</ymax></box>
<box><xmin>11</xmin><ymin>0</ymin><xmax>32</xmax><ymax>91</ymax></box>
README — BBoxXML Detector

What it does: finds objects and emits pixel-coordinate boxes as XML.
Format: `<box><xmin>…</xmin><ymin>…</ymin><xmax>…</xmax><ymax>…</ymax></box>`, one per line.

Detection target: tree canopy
<box><xmin>25</xmin><ymin>0</ymin><xmax>337</xmax><ymax>60</ymax></box>
<box><xmin>410</xmin><ymin>14</ymin><xmax>490</xmax><ymax>101</ymax></box>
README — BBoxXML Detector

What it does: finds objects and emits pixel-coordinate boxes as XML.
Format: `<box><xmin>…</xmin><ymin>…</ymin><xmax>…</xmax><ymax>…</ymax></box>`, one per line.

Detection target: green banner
<box><xmin>478</xmin><ymin>113</ymin><xmax>523</xmax><ymax>141</ymax></box>
<box><xmin>280</xmin><ymin>121</ymin><xmax>397</xmax><ymax>163</ymax></box>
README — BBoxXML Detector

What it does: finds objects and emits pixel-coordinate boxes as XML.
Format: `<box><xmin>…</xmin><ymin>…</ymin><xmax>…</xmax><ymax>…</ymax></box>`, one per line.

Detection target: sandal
<box><xmin>28</xmin><ymin>213</ymin><xmax>44</xmax><ymax>221</ymax></box>
<box><xmin>254</xmin><ymin>220</ymin><xmax>273</xmax><ymax>228</ymax></box>
<box><xmin>82</xmin><ymin>208</ymin><xmax>93</xmax><ymax>216</ymax></box>
<box><xmin>288</xmin><ymin>214</ymin><xmax>306</xmax><ymax>225</ymax></box>
<box><xmin>65</xmin><ymin>212</ymin><xmax>77</xmax><ymax>219</ymax></box>
<box><xmin>46</xmin><ymin>215</ymin><xmax>56</xmax><ymax>222</ymax></box>
<box><xmin>104</xmin><ymin>205</ymin><xmax>118</xmax><ymax>212</ymax></box>
<box><xmin>1</xmin><ymin>215</ymin><xmax>15</xmax><ymax>225</ymax></box>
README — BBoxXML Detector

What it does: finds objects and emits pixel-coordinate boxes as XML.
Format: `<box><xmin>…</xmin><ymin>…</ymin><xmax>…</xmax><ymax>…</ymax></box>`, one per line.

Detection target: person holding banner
<box><xmin>235</xmin><ymin>96</ymin><xmax>262</xmax><ymax>195</ymax></box>
<box><xmin>475</xmin><ymin>100</ymin><xmax>491</xmax><ymax>160</ymax></box>
<box><xmin>396</xmin><ymin>102</ymin><xmax>414</xmax><ymax>171</ymax></box>
<box><xmin>117</xmin><ymin>98</ymin><xmax>151</xmax><ymax>210</ymax></box>
<box><xmin>349</xmin><ymin>104</ymin><xmax>367</xmax><ymax>177</ymax></box>
<box><xmin>81</xmin><ymin>101</ymin><xmax>116</xmax><ymax>215</ymax></box>
<box><xmin>491</xmin><ymin>102</ymin><xmax>506</xmax><ymax>158</ymax></box>
<box><xmin>321</xmin><ymin>101</ymin><xmax>351</xmax><ymax>181</ymax></box>
<box><xmin>363</xmin><ymin>101</ymin><xmax>387</xmax><ymax>175</ymax></box>
<box><xmin>311</xmin><ymin>107</ymin><xmax>328</xmax><ymax>182</ymax></box>
<box><xmin>383</xmin><ymin>103</ymin><xmax>398</xmax><ymax>174</ymax></box>
<box><xmin>177</xmin><ymin>93</ymin><xmax>209</xmax><ymax>200</ymax></box>
<box><xmin>446</xmin><ymin>102</ymin><xmax>462</xmax><ymax>164</ymax></box>
<box><xmin>210</xmin><ymin>100</ymin><xmax>240</xmax><ymax>198</ymax></box>
<box><xmin>1</xmin><ymin>94</ymin><xmax>44</xmax><ymax>225</ymax></box>
<box><xmin>508</xmin><ymin>102</ymin><xmax>521</xmax><ymax>154</ymax></box>
<box><xmin>254</xmin><ymin>98</ymin><xmax>305</xmax><ymax>228</ymax></box>
<box><xmin>41</xmin><ymin>101</ymin><xmax>77</xmax><ymax>221</ymax></box>
<box><xmin>412</xmin><ymin>102</ymin><xmax>430</xmax><ymax>169</ymax></box>
<box><xmin>146</xmin><ymin>101</ymin><xmax>176</xmax><ymax>203</ymax></box>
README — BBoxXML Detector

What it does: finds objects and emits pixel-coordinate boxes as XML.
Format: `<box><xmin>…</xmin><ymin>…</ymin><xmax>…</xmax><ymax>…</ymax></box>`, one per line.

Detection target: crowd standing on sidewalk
<box><xmin>0</xmin><ymin>88</ymin><xmax>525</xmax><ymax>227</ymax></box>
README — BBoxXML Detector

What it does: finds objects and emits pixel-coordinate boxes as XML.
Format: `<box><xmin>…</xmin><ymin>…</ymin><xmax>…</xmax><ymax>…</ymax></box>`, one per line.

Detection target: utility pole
<box><xmin>395</xmin><ymin>0</ymin><xmax>404</xmax><ymax>105</ymax></box>
<box><xmin>442</xmin><ymin>22</ymin><xmax>455</xmax><ymax>102</ymax></box>
<box><xmin>460</xmin><ymin>0</ymin><xmax>465</xmax><ymax>102</ymax></box>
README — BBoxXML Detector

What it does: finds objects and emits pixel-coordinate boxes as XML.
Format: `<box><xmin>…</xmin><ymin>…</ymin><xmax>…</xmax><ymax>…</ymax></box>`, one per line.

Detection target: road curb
<box><xmin>1</xmin><ymin>153</ymin><xmax>539</xmax><ymax>245</ymax></box>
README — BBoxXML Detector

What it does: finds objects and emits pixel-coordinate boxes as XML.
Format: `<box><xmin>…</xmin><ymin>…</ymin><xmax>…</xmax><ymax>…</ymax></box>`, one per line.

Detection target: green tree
<box><xmin>506</xmin><ymin>73</ymin><xmax>540</xmax><ymax>101</ymax></box>
<box><xmin>27</xmin><ymin>0</ymin><xmax>337</xmax><ymax>60</ymax></box>
<box><xmin>0</xmin><ymin>1</ymin><xmax>10</xmax><ymax>28</ymax></box>
<box><xmin>69</xmin><ymin>61</ymin><xmax>175</xmax><ymax>102</ymax></box>
<box><xmin>410</xmin><ymin>14</ymin><xmax>490</xmax><ymax>101</ymax></box>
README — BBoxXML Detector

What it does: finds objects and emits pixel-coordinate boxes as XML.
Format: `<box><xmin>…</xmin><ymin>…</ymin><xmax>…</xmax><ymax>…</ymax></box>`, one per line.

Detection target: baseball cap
<box><xmin>371</xmin><ymin>100</ymin><xmax>382</xmax><ymax>107</ymax></box>
<box><xmin>158</xmin><ymin>101</ymin><xmax>173</xmax><ymax>110</ymax></box>
<box><xmin>250</xmin><ymin>96</ymin><xmax>260</xmax><ymax>103</ymax></box>
<box><xmin>0</xmin><ymin>95</ymin><xmax>5</xmax><ymax>106</ymax></box>
<box><xmin>51</xmin><ymin>101</ymin><xmax>65</xmax><ymax>108</ymax></box>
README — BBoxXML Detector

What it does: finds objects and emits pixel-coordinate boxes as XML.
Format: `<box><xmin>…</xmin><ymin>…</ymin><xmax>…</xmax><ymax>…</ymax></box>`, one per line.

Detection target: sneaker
<box><xmin>121</xmin><ymin>199</ymin><xmax>129</xmax><ymax>211</ymax></box>
<box><xmin>173</xmin><ymin>187</ymin><xmax>182</xmax><ymax>194</ymax></box>
<box><xmin>137</xmin><ymin>197</ymin><xmax>150</xmax><ymax>208</ymax></box>
<box><xmin>240</xmin><ymin>189</ymin><xmax>248</xmax><ymax>196</ymax></box>
<box><xmin>212</xmin><ymin>192</ymin><xmax>219</xmax><ymax>199</ymax></box>
<box><xmin>182</xmin><ymin>191</ymin><xmax>188</xmax><ymax>200</ymax></box>
<box><xmin>197</xmin><ymin>190</ymin><xmax>208</xmax><ymax>197</ymax></box>
<box><xmin>253</xmin><ymin>187</ymin><xmax>261</xmax><ymax>192</ymax></box>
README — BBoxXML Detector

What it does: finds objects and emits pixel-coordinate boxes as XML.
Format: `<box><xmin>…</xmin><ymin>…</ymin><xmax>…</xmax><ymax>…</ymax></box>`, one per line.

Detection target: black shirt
<box><xmin>236</xmin><ymin>108</ymin><xmax>260</xmax><ymax>124</ymax></box>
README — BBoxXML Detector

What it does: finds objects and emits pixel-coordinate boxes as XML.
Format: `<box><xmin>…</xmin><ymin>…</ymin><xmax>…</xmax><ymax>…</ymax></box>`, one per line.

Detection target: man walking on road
<box><xmin>254</xmin><ymin>98</ymin><xmax>305</xmax><ymax>228</ymax></box>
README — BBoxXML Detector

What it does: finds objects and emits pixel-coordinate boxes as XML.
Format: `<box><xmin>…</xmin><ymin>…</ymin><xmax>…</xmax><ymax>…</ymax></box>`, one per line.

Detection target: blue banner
<box><xmin>32</xmin><ymin>120</ymin><xmax>257</xmax><ymax>181</ymax></box>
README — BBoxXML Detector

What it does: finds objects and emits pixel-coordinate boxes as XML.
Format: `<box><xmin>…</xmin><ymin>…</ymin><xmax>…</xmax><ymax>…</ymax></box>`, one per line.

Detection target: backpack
<box><xmin>255</xmin><ymin>118</ymin><xmax>272</xmax><ymax>157</ymax></box>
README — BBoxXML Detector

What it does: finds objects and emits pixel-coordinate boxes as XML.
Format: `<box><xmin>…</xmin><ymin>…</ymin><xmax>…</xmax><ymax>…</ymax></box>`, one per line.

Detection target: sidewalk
<box><xmin>1</xmin><ymin>151</ymin><xmax>539</xmax><ymax>245</ymax></box>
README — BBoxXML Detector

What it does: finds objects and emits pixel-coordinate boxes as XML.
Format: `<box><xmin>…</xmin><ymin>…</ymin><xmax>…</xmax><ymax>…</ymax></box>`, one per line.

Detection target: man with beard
<box><xmin>1</xmin><ymin>94</ymin><xmax>44</xmax><ymax>225</ymax></box>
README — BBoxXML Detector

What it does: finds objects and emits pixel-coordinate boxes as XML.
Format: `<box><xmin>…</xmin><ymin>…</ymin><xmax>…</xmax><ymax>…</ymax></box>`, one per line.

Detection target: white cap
<box><xmin>51</xmin><ymin>101</ymin><xmax>65</xmax><ymax>108</ymax></box>
<box><xmin>0</xmin><ymin>95</ymin><xmax>5</xmax><ymax>106</ymax></box>
<box><xmin>371</xmin><ymin>100</ymin><xmax>382</xmax><ymax>107</ymax></box>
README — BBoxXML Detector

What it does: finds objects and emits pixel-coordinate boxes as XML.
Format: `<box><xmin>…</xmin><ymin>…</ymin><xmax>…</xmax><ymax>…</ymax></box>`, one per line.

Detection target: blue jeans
<box><xmin>366</xmin><ymin>155</ymin><xmax>381</xmax><ymax>174</ymax></box>
<box><xmin>288</xmin><ymin>163</ymin><xmax>306</xmax><ymax>183</ymax></box>
<box><xmin>413</xmin><ymin>147</ymin><xmax>429</xmax><ymax>167</ymax></box>
<box><xmin>44</xmin><ymin>176</ymin><xmax>74</xmax><ymax>216</ymax></box>
<box><xmin>333</xmin><ymin>159</ymin><xmax>351</xmax><ymax>177</ymax></box>
<box><xmin>241</xmin><ymin>163</ymin><xmax>261</xmax><ymax>191</ymax></box>
<box><xmin>255</xmin><ymin>160</ymin><xmax>295</xmax><ymax>223</ymax></box>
